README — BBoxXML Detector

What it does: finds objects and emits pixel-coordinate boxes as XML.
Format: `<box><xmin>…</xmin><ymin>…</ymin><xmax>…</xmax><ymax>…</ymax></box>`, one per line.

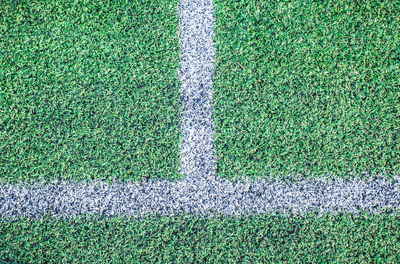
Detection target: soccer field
<box><xmin>1</xmin><ymin>0</ymin><xmax>400</xmax><ymax>262</ymax></box>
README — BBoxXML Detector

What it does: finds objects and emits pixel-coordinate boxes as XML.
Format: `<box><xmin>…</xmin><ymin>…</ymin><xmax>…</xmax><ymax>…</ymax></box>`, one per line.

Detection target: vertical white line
<box><xmin>178</xmin><ymin>0</ymin><xmax>217</xmax><ymax>179</ymax></box>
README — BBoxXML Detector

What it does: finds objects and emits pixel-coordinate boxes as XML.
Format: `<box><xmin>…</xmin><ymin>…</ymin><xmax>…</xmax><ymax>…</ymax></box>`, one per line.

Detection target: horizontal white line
<box><xmin>1</xmin><ymin>176</ymin><xmax>399</xmax><ymax>219</ymax></box>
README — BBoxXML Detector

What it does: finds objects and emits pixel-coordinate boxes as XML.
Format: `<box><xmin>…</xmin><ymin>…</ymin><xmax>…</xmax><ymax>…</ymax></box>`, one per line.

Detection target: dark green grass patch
<box><xmin>1</xmin><ymin>212</ymin><xmax>400</xmax><ymax>263</ymax></box>
<box><xmin>0</xmin><ymin>0</ymin><xmax>182</xmax><ymax>183</ymax></box>
<box><xmin>213</xmin><ymin>0</ymin><xmax>400</xmax><ymax>180</ymax></box>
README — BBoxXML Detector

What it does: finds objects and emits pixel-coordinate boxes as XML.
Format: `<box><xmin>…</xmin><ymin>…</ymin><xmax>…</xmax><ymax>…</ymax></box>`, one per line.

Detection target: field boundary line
<box><xmin>178</xmin><ymin>0</ymin><xmax>217</xmax><ymax>180</ymax></box>
<box><xmin>1</xmin><ymin>176</ymin><xmax>399</xmax><ymax>219</ymax></box>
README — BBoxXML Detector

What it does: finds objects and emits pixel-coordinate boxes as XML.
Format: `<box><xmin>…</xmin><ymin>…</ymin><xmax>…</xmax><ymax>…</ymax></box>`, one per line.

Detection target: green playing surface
<box><xmin>1</xmin><ymin>1</ymin><xmax>400</xmax><ymax>263</ymax></box>
<box><xmin>2</xmin><ymin>212</ymin><xmax>400</xmax><ymax>263</ymax></box>
<box><xmin>0</xmin><ymin>0</ymin><xmax>182</xmax><ymax>183</ymax></box>
<box><xmin>213</xmin><ymin>0</ymin><xmax>400</xmax><ymax>180</ymax></box>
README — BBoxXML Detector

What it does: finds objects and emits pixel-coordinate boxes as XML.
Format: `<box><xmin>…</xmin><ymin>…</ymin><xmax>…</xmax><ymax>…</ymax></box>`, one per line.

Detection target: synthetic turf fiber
<box><xmin>213</xmin><ymin>0</ymin><xmax>400</xmax><ymax>180</ymax></box>
<box><xmin>1</xmin><ymin>212</ymin><xmax>400</xmax><ymax>263</ymax></box>
<box><xmin>1</xmin><ymin>0</ymin><xmax>400</xmax><ymax>262</ymax></box>
<box><xmin>0</xmin><ymin>0</ymin><xmax>182</xmax><ymax>183</ymax></box>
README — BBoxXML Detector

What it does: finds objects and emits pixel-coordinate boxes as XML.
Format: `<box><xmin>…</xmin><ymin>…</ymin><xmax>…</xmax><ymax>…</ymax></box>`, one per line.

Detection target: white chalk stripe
<box><xmin>178</xmin><ymin>0</ymin><xmax>217</xmax><ymax>179</ymax></box>
<box><xmin>1</xmin><ymin>176</ymin><xmax>399</xmax><ymax>219</ymax></box>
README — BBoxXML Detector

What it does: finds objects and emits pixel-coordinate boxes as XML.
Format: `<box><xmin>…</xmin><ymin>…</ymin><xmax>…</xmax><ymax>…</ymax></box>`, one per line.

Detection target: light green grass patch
<box><xmin>1</xmin><ymin>212</ymin><xmax>400</xmax><ymax>263</ymax></box>
<box><xmin>213</xmin><ymin>0</ymin><xmax>400</xmax><ymax>180</ymax></box>
<box><xmin>0</xmin><ymin>0</ymin><xmax>182</xmax><ymax>183</ymax></box>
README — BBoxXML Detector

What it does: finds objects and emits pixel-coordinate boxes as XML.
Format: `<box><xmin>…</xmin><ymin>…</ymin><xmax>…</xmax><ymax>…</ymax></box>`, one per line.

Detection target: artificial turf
<box><xmin>1</xmin><ymin>212</ymin><xmax>399</xmax><ymax>263</ymax></box>
<box><xmin>0</xmin><ymin>0</ymin><xmax>182</xmax><ymax>183</ymax></box>
<box><xmin>213</xmin><ymin>0</ymin><xmax>400</xmax><ymax>180</ymax></box>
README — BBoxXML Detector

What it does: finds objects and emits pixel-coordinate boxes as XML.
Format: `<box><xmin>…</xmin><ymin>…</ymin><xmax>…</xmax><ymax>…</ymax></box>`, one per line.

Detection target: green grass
<box><xmin>0</xmin><ymin>0</ymin><xmax>182</xmax><ymax>183</ymax></box>
<box><xmin>213</xmin><ymin>0</ymin><xmax>400</xmax><ymax>180</ymax></box>
<box><xmin>1</xmin><ymin>212</ymin><xmax>399</xmax><ymax>263</ymax></box>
